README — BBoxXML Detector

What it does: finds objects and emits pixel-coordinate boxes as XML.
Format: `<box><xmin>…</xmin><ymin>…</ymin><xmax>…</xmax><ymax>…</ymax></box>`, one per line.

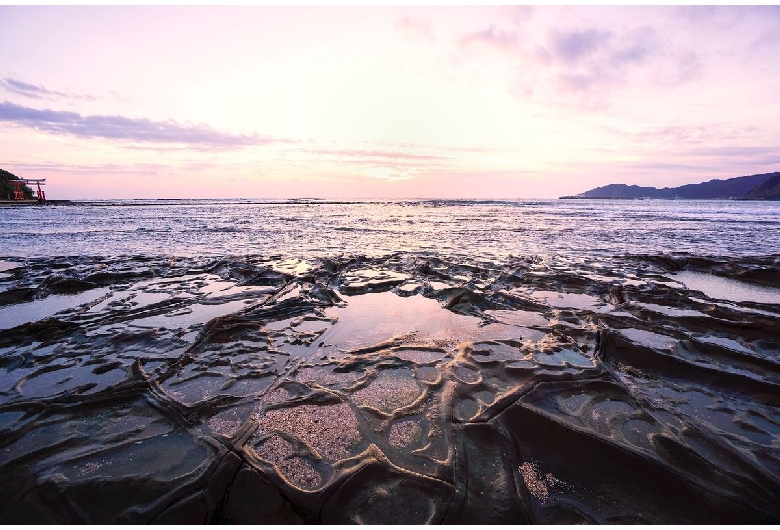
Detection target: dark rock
<box><xmin>222</xmin><ymin>467</ymin><xmax>303</xmax><ymax>524</ymax></box>
<box><xmin>0</xmin><ymin>287</ymin><xmax>36</xmax><ymax>306</ymax></box>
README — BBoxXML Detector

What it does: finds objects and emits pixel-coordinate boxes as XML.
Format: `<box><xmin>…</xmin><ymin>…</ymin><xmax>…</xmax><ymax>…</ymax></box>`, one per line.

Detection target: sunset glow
<box><xmin>2</xmin><ymin>5</ymin><xmax>779</xmax><ymax>199</ymax></box>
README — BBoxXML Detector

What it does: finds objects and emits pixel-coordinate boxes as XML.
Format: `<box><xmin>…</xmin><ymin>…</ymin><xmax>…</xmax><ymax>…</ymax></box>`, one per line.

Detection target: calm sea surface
<box><xmin>1</xmin><ymin>199</ymin><xmax>779</xmax><ymax>259</ymax></box>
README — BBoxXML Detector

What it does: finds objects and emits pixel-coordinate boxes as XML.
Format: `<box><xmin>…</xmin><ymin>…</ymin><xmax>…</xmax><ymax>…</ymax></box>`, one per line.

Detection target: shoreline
<box><xmin>559</xmin><ymin>195</ymin><xmax>780</xmax><ymax>200</ymax></box>
<box><xmin>0</xmin><ymin>199</ymin><xmax>73</xmax><ymax>206</ymax></box>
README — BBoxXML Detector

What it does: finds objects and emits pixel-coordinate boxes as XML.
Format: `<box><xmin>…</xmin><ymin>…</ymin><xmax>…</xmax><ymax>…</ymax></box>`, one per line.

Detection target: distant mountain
<box><xmin>742</xmin><ymin>173</ymin><xmax>780</xmax><ymax>200</ymax></box>
<box><xmin>561</xmin><ymin>172</ymin><xmax>780</xmax><ymax>200</ymax></box>
<box><xmin>0</xmin><ymin>168</ymin><xmax>34</xmax><ymax>200</ymax></box>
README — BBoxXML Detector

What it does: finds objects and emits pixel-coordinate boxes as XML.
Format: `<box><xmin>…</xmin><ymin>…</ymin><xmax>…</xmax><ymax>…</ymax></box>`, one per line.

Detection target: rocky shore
<box><xmin>0</xmin><ymin>253</ymin><xmax>779</xmax><ymax>523</ymax></box>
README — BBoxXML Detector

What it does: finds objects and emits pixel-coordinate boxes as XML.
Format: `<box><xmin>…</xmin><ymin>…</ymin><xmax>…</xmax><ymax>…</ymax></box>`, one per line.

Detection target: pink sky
<box><xmin>1</xmin><ymin>6</ymin><xmax>779</xmax><ymax>199</ymax></box>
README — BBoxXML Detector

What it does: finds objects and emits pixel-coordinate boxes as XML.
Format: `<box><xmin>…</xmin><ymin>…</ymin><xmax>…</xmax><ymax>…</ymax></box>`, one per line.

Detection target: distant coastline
<box><xmin>559</xmin><ymin>196</ymin><xmax>780</xmax><ymax>201</ymax></box>
<box><xmin>561</xmin><ymin>171</ymin><xmax>780</xmax><ymax>200</ymax></box>
<box><xmin>0</xmin><ymin>199</ymin><xmax>72</xmax><ymax>207</ymax></box>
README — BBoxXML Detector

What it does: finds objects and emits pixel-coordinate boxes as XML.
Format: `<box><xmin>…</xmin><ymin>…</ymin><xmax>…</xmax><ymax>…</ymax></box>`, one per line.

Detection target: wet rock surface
<box><xmin>0</xmin><ymin>252</ymin><xmax>779</xmax><ymax>523</ymax></box>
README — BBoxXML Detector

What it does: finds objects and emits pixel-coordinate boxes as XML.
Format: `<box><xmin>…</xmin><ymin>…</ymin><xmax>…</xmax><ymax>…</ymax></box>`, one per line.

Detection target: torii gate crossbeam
<box><xmin>11</xmin><ymin>179</ymin><xmax>46</xmax><ymax>201</ymax></box>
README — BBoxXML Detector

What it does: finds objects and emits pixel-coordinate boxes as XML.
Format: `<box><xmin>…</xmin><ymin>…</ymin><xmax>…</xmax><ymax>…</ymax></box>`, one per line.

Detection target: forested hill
<box><xmin>561</xmin><ymin>172</ymin><xmax>780</xmax><ymax>200</ymax></box>
<box><xmin>742</xmin><ymin>173</ymin><xmax>780</xmax><ymax>200</ymax></box>
<box><xmin>0</xmin><ymin>169</ymin><xmax>34</xmax><ymax>200</ymax></box>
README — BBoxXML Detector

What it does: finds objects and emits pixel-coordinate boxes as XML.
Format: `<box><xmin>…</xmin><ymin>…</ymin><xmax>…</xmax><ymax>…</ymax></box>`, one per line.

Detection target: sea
<box><xmin>1</xmin><ymin>197</ymin><xmax>780</xmax><ymax>523</ymax></box>
<box><xmin>1</xmin><ymin>198</ymin><xmax>779</xmax><ymax>259</ymax></box>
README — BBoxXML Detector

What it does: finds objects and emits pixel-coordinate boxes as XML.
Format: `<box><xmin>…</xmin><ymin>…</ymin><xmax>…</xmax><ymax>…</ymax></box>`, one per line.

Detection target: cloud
<box><xmin>542</xmin><ymin>26</ymin><xmax>659</xmax><ymax>90</ymax></box>
<box><xmin>460</xmin><ymin>25</ymin><xmax>518</xmax><ymax>54</ymax></box>
<box><xmin>674</xmin><ymin>6</ymin><xmax>749</xmax><ymax>30</ymax></box>
<box><xmin>366</xmin><ymin>167</ymin><xmax>413</xmax><ymax>181</ymax></box>
<box><xmin>5</xmin><ymin>161</ymin><xmax>173</xmax><ymax>176</ymax></box>
<box><xmin>739</xmin><ymin>155</ymin><xmax>780</xmax><ymax>167</ymax></box>
<box><xmin>547</xmin><ymin>28</ymin><xmax>612</xmax><ymax>65</ymax></box>
<box><xmin>515</xmin><ymin>26</ymin><xmax>658</xmax><ymax>108</ymax></box>
<box><xmin>303</xmin><ymin>147</ymin><xmax>448</xmax><ymax>161</ymax></box>
<box><xmin>0</xmin><ymin>101</ymin><xmax>287</xmax><ymax>148</ymax></box>
<box><xmin>510</xmin><ymin>23</ymin><xmax>705</xmax><ymax>109</ymax></box>
<box><xmin>684</xmin><ymin>145</ymin><xmax>779</xmax><ymax>158</ymax></box>
<box><xmin>0</xmin><ymin>77</ymin><xmax>96</xmax><ymax>101</ymax></box>
<box><xmin>656</xmin><ymin>52</ymin><xmax>703</xmax><ymax>86</ymax></box>
<box><xmin>751</xmin><ymin>27</ymin><xmax>780</xmax><ymax>51</ymax></box>
<box><xmin>395</xmin><ymin>16</ymin><xmax>435</xmax><ymax>42</ymax></box>
<box><xmin>500</xmin><ymin>5</ymin><xmax>534</xmax><ymax>25</ymax></box>
<box><xmin>622</xmin><ymin>123</ymin><xmax>760</xmax><ymax>145</ymax></box>
<box><xmin>685</xmin><ymin>145</ymin><xmax>780</xmax><ymax>167</ymax></box>
<box><xmin>454</xmin><ymin>19</ymin><xmax>690</xmax><ymax>111</ymax></box>
<box><xmin>610</xmin><ymin>27</ymin><xmax>658</xmax><ymax>66</ymax></box>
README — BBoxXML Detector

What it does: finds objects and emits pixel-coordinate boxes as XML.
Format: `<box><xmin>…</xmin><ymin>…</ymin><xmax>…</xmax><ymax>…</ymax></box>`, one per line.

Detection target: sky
<box><xmin>1</xmin><ymin>5</ymin><xmax>779</xmax><ymax>199</ymax></box>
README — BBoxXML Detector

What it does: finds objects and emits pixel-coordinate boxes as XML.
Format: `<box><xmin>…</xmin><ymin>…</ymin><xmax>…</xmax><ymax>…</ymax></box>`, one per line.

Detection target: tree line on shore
<box><xmin>0</xmin><ymin>169</ymin><xmax>35</xmax><ymax>200</ymax></box>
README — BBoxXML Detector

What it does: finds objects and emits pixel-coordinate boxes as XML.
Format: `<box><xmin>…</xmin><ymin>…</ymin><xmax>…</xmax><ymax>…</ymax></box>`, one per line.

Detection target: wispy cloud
<box><xmin>6</xmin><ymin>161</ymin><xmax>173</xmax><ymax>175</ymax></box>
<box><xmin>546</xmin><ymin>28</ymin><xmax>613</xmax><ymax>65</ymax></box>
<box><xmin>644</xmin><ymin>51</ymin><xmax>702</xmax><ymax>88</ymax></box>
<box><xmin>450</xmin><ymin>11</ymin><xmax>715</xmax><ymax>112</ymax></box>
<box><xmin>0</xmin><ymin>101</ymin><xmax>288</xmax><ymax>148</ymax></box>
<box><xmin>395</xmin><ymin>16</ymin><xmax>435</xmax><ymax>42</ymax></box>
<box><xmin>460</xmin><ymin>25</ymin><xmax>518</xmax><ymax>54</ymax></box>
<box><xmin>684</xmin><ymin>145</ymin><xmax>780</xmax><ymax>159</ymax></box>
<box><xmin>624</xmin><ymin>156</ymin><xmax>780</xmax><ymax>176</ymax></box>
<box><xmin>366</xmin><ymin>167</ymin><xmax>413</xmax><ymax>181</ymax></box>
<box><xmin>751</xmin><ymin>27</ymin><xmax>780</xmax><ymax>51</ymax></box>
<box><xmin>0</xmin><ymin>77</ymin><xmax>97</xmax><ymax>101</ymax></box>
<box><xmin>303</xmin><ymin>147</ymin><xmax>449</xmax><ymax>161</ymax></box>
<box><xmin>673</xmin><ymin>6</ymin><xmax>749</xmax><ymax>30</ymax></box>
<box><xmin>541</xmin><ymin>26</ymin><xmax>660</xmax><ymax>92</ymax></box>
<box><xmin>511</xmin><ymin>23</ymin><xmax>705</xmax><ymax>109</ymax></box>
<box><xmin>500</xmin><ymin>5</ymin><xmax>534</xmax><ymax>25</ymax></box>
<box><xmin>610</xmin><ymin>123</ymin><xmax>760</xmax><ymax>146</ymax></box>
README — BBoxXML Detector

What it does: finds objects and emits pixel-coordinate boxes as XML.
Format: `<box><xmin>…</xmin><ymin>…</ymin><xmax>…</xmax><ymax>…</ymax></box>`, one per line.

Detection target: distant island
<box><xmin>561</xmin><ymin>171</ymin><xmax>780</xmax><ymax>200</ymax></box>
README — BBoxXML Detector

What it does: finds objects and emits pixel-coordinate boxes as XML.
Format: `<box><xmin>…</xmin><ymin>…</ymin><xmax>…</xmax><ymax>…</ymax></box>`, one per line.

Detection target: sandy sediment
<box><xmin>0</xmin><ymin>252</ymin><xmax>779</xmax><ymax>523</ymax></box>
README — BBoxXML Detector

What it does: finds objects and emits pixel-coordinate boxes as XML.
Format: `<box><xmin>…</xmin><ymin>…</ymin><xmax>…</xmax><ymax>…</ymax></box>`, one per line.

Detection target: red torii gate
<box><xmin>11</xmin><ymin>178</ymin><xmax>46</xmax><ymax>201</ymax></box>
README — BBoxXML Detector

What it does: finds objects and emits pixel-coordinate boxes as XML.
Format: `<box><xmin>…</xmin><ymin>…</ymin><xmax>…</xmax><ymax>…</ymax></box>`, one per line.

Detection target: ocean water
<box><xmin>2</xmin><ymin>197</ymin><xmax>780</xmax><ymax>524</ymax></box>
<box><xmin>1</xmin><ymin>198</ymin><xmax>779</xmax><ymax>259</ymax></box>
